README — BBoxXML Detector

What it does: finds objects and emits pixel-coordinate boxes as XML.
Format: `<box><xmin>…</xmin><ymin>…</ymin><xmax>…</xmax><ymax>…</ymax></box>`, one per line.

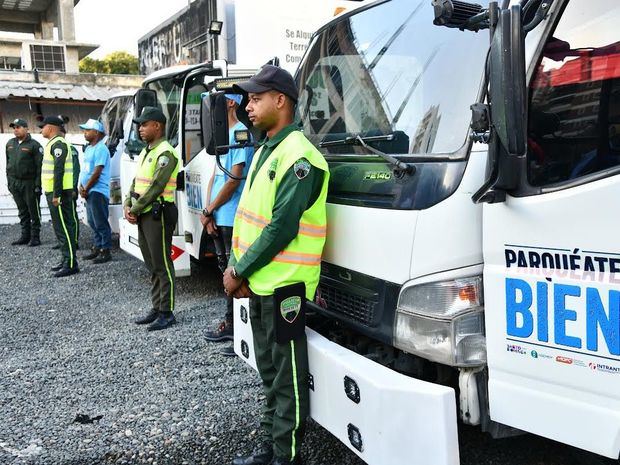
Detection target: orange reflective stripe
<box><xmin>233</xmin><ymin>238</ymin><xmax>321</xmax><ymax>266</ymax></box>
<box><xmin>298</xmin><ymin>223</ymin><xmax>326</xmax><ymax>237</ymax></box>
<box><xmin>237</xmin><ymin>208</ymin><xmax>326</xmax><ymax>238</ymax></box>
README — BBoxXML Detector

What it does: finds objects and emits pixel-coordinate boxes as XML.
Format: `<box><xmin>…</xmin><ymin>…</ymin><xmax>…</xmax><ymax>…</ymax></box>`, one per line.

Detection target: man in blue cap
<box><xmin>78</xmin><ymin>118</ymin><xmax>112</xmax><ymax>264</ymax></box>
<box><xmin>201</xmin><ymin>93</ymin><xmax>254</xmax><ymax>355</ymax></box>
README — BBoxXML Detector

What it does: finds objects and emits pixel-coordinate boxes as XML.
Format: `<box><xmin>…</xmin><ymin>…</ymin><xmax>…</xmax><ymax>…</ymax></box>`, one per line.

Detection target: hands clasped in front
<box><xmin>223</xmin><ymin>267</ymin><xmax>252</xmax><ymax>299</ymax></box>
<box><xmin>124</xmin><ymin>205</ymin><xmax>138</xmax><ymax>225</ymax></box>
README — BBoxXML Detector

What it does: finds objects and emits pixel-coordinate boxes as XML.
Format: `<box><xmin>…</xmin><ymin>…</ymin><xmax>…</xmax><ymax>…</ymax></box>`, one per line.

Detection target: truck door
<box><xmin>483</xmin><ymin>1</ymin><xmax>620</xmax><ymax>458</ymax></box>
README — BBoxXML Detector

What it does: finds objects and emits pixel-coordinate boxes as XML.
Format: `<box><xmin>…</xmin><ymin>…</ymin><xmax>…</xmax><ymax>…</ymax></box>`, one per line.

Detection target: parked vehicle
<box><xmin>201</xmin><ymin>0</ymin><xmax>620</xmax><ymax>463</ymax></box>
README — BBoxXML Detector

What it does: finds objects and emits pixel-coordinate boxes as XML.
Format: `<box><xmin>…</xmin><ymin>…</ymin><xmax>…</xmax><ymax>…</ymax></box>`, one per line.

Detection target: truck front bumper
<box><xmin>233</xmin><ymin>298</ymin><xmax>460</xmax><ymax>465</ymax></box>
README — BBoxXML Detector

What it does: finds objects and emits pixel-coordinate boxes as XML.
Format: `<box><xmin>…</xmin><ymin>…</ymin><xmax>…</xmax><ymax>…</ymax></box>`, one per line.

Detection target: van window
<box><xmin>527</xmin><ymin>1</ymin><xmax>620</xmax><ymax>187</ymax></box>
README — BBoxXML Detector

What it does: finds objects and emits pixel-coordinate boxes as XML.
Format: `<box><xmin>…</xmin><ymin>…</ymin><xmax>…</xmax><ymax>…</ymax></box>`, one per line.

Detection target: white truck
<box><xmin>200</xmin><ymin>0</ymin><xmax>620</xmax><ymax>463</ymax></box>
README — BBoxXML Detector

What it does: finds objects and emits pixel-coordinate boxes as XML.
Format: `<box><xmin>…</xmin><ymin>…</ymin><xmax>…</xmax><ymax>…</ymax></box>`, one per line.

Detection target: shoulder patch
<box><xmin>53</xmin><ymin>148</ymin><xmax>63</xmax><ymax>158</ymax></box>
<box><xmin>39</xmin><ymin>147</ymin><xmax>44</xmax><ymax>154</ymax></box>
<box><xmin>293</xmin><ymin>159</ymin><xmax>311</xmax><ymax>180</ymax></box>
<box><xmin>158</xmin><ymin>155</ymin><xmax>170</xmax><ymax>168</ymax></box>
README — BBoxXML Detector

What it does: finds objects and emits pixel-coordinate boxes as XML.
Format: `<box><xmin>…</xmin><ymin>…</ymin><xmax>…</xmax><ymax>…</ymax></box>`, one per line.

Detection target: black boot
<box><xmin>147</xmin><ymin>312</ymin><xmax>176</xmax><ymax>331</ymax></box>
<box><xmin>232</xmin><ymin>443</ymin><xmax>274</xmax><ymax>465</ymax></box>
<box><xmin>219</xmin><ymin>345</ymin><xmax>236</xmax><ymax>357</ymax></box>
<box><xmin>83</xmin><ymin>248</ymin><xmax>99</xmax><ymax>260</ymax></box>
<box><xmin>28</xmin><ymin>236</ymin><xmax>41</xmax><ymax>247</ymax></box>
<box><xmin>134</xmin><ymin>309</ymin><xmax>159</xmax><ymax>325</ymax></box>
<box><xmin>54</xmin><ymin>267</ymin><xmax>80</xmax><ymax>278</ymax></box>
<box><xmin>11</xmin><ymin>234</ymin><xmax>30</xmax><ymax>246</ymax></box>
<box><xmin>93</xmin><ymin>249</ymin><xmax>111</xmax><ymax>264</ymax></box>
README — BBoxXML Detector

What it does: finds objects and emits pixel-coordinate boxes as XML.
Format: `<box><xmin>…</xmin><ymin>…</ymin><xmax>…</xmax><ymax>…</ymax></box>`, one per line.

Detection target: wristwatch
<box><xmin>231</xmin><ymin>267</ymin><xmax>239</xmax><ymax>279</ymax></box>
<box><xmin>202</xmin><ymin>207</ymin><xmax>213</xmax><ymax>217</ymax></box>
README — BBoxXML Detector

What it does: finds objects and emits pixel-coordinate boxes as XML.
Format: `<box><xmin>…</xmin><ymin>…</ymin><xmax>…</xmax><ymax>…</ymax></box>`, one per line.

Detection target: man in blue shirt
<box><xmin>201</xmin><ymin>94</ymin><xmax>254</xmax><ymax>355</ymax></box>
<box><xmin>78</xmin><ymin>119</ymin><xmax>112</xmax><ymax>264</ymax></box>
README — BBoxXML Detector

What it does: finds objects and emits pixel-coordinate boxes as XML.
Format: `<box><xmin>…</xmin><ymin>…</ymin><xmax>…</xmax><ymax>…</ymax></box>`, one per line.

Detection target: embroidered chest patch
<box><xmin>268</xmin><ymin>159</ymin><xmax>278</xmax><ymax>181</ymax></box>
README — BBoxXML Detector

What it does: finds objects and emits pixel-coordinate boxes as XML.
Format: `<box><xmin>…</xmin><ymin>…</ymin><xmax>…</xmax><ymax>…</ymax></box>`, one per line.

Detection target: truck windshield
<box><xmin>145</xmin><ymin>77</ymin><xmax>181</xmax><ymax>146</ymax></box>
<box><xmin>296</xmin><ymin>0</ymin><xmax>487</xmax><ymax>156</ymax></box>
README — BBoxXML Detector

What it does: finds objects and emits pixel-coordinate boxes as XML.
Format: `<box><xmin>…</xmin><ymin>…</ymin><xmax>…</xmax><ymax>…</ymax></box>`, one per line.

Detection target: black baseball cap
<box><xmin>133</xmin><ymin>106</ymin><xmax>167</xmax><ymax>124</ymax></box>
<box><xmin>38</xmin><ymin>115</ymin><xmax>65</xmax><ymax>128</ymax></box>
<box><xmin>233</xmin><ymin>65</ymin><xmax>298</xmax><ymax>103</ymax></box>
<box><xmin>9</xmin><ymin>118</ymin><xmax>28</xmax><ymax>128</ymax></box>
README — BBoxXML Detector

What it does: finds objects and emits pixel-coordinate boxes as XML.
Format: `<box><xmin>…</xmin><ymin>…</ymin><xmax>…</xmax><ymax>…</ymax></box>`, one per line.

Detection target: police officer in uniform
<box><xmin>225</xmin><ymin>66</ymin><xmax>330</xmax><ymax>465</ymax></box>
<box><xmin>124</xmin><ymin>107</ymin><xmax>179</xmax><ymax>332</ymax></box>
<box><xmin>5</xmin><ymin>118</ymin><xmax>43</xmax><ymax>246</ymax></box>
<box><xmin>39</xmin><ymin>116</ymin><xmax>79</xmax><ymax>277</ymax></box>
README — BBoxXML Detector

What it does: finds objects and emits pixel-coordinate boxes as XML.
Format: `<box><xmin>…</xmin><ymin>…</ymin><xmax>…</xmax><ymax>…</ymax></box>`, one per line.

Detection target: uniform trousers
<box><xmin>8</xmin><ymin>178</ymin><xmax>40</xmax><ymax>238</ymax></box>
<box><xmin>46</xmin><ymin>190</ymin><xmax>78</xmax><ymax>269</ymax></box>
<box><xmin>250</xmin><ymin>295</ymin><xmax>309</xmax><ymax>461</ymax></box>
<box><xmin>138</xmin><ymin>203</ymin><xmax>178</xmax><ymax>313</ymax></box>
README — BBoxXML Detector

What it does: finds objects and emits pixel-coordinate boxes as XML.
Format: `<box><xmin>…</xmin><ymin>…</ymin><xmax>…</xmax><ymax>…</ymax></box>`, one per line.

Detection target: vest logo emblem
<box><xmin>280</xmin><ymin>296</ymin><xmax>302</xmax><ymax>324</ymax></box>
<box><xmin>53</xmin><ymin>148</ymin><xmax>63</xmax><ymax>157</ymax></box>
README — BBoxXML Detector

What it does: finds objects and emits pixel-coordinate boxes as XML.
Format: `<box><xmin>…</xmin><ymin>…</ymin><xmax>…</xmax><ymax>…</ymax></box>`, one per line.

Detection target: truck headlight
<box><xmin>394</xmin><ymin>276</ymin><xmax>486</xmax><ymax>367</ymax></box>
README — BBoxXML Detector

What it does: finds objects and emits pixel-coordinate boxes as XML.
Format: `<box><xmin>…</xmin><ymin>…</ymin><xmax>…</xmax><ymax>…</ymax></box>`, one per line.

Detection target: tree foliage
<box><xmin>79</xmin><ymin>51</ymin><xmax>139</xmax><ymax>75</ymax></box>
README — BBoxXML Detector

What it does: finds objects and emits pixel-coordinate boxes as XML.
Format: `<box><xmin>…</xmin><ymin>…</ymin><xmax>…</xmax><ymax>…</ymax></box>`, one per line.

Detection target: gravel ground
<box><xmin>0</xmin><ymin>222</ymin><xmax>616</xmax><ymax>465</ymax></box>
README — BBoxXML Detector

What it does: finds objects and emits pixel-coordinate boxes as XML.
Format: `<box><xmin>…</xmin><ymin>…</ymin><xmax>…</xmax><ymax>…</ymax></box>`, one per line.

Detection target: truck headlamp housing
<box><xmin>394</xmin><ymin>276</ymin><xmax>486</xmax><ymax>367</ymax></box>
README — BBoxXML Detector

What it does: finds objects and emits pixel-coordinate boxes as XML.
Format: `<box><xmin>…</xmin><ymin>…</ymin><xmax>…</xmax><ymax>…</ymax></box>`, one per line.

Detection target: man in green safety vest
<box><xmin>40</xmin><ymin>115</ymin><xmax>79</xmax><ymax>278</ymax></box>
<box><xmin>124</xmin><ymin>107</ymin><xmax>179</xmax><ymax>332</ymax></box>
<box><xmin>225</xmin><ymin>66</ymin><xmax>330</xmax><ymax>465</ymax></box>
<box><xmin>5</xmin><ymin>118</ymin><xmax>43</xmax><ymax>247</ymax></box>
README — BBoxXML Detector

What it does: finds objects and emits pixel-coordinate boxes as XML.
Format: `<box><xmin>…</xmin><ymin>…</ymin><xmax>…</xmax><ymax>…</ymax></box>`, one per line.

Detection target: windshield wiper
<box><xmin>319</xmin><ymin>134</ymin><xmax>414</xmax><ymax>175</ymax></box>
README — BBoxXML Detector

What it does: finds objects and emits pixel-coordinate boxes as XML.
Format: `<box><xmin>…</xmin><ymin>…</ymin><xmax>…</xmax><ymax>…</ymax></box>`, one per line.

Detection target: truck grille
<box><xmin>316</xmin><ymin>282</ymin><xmax>376</xmax><ymax>326</ymax></box>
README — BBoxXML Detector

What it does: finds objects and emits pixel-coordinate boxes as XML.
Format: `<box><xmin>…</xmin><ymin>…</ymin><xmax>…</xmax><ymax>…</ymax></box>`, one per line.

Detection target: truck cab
<box><xmin>227</xmin><ymin>0</ymin><xmax>620</xmax><ymax>463</ymax></box>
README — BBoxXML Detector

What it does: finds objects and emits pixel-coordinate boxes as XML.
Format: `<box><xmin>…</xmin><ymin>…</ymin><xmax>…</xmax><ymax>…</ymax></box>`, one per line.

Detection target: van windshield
<box><xmin>296</xmin><ymin>0</ymin><xmax>488</xmax><ymax>156</ymax></box>
<box><xmin>145</xmin><ymin>77</ymin><xmax>181</xmax><ymax>146</ymax></box>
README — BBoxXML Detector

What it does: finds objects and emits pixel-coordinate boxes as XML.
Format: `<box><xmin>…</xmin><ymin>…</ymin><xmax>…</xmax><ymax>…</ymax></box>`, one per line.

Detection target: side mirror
<box><xmin>135</xmin><ymin>89</ymin><xmax>158</xmax><ymax>121</ymax></box>
<box><xmin>488</xmin><ymin>4</ymin><xmax>526</xmax><ymax>158</ymax></box>
<box><xmin>472</xmin><ymin>4</ymin><xmax>526</xmax><ymax>204</ymax></box>
<box><xmin>201</xmin><ymin>91</ymin><xmax>229</xmax><ymax>155</ymax></box>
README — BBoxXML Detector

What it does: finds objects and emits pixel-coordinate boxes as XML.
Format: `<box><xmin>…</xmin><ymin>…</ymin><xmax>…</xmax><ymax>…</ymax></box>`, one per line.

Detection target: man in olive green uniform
<box><xmin>39</xmin><ymin>116</ymin><xmax>79</xmax><ymax>277</ymax></box>
<box><xmin>5</xmin><ymin>118</ymin><xmax>43</xmax><ymax>246</ymax></box>
<box><xmin>124</xmin><ymin>107</ymin><xmax>179</xmax><ymax>332</ymax></box>
<box><xmin>225</xmin><ymin>66</ymin><xmax>329</xmax><ymax>465</ymax></box>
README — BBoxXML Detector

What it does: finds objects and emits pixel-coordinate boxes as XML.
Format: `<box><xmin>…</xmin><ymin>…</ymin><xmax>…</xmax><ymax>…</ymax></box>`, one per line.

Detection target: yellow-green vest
<box><xmin>133</xmin><ymin>140</ymin><xmax>179</xmax><ymax>212</ymax></box>
<box><xmin>232</xmin><ymin>131</ymin><xmax>330</xmax><ymax>300</ymax></box>
<box><xmin>42</xmin><ymin>136</ymin><xmax>73</xmax><ymax>194</ymax></box>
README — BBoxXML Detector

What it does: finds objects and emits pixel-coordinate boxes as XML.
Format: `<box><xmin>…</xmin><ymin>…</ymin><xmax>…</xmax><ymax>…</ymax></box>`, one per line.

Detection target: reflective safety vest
<box><xmin>134</xmin><ymin>140</ymin><xmax>179</xmax><ymax>210</ymax></box>
<box><xmin>42</xmin><ymin>136</ymin><xmax>73</xmax><ymax>194</ymax></box>
<box><xmin>232</xmin><ymin>131</ymin><xmax>329</xmax><ymax>300</ymax></box>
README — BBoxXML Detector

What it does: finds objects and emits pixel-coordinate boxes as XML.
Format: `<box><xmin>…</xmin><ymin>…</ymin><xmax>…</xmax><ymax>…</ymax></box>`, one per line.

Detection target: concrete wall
<box><xmin>0</xmin><ymin>131</ymin><xmax>85</xmax><ymax>225</ymax></box>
